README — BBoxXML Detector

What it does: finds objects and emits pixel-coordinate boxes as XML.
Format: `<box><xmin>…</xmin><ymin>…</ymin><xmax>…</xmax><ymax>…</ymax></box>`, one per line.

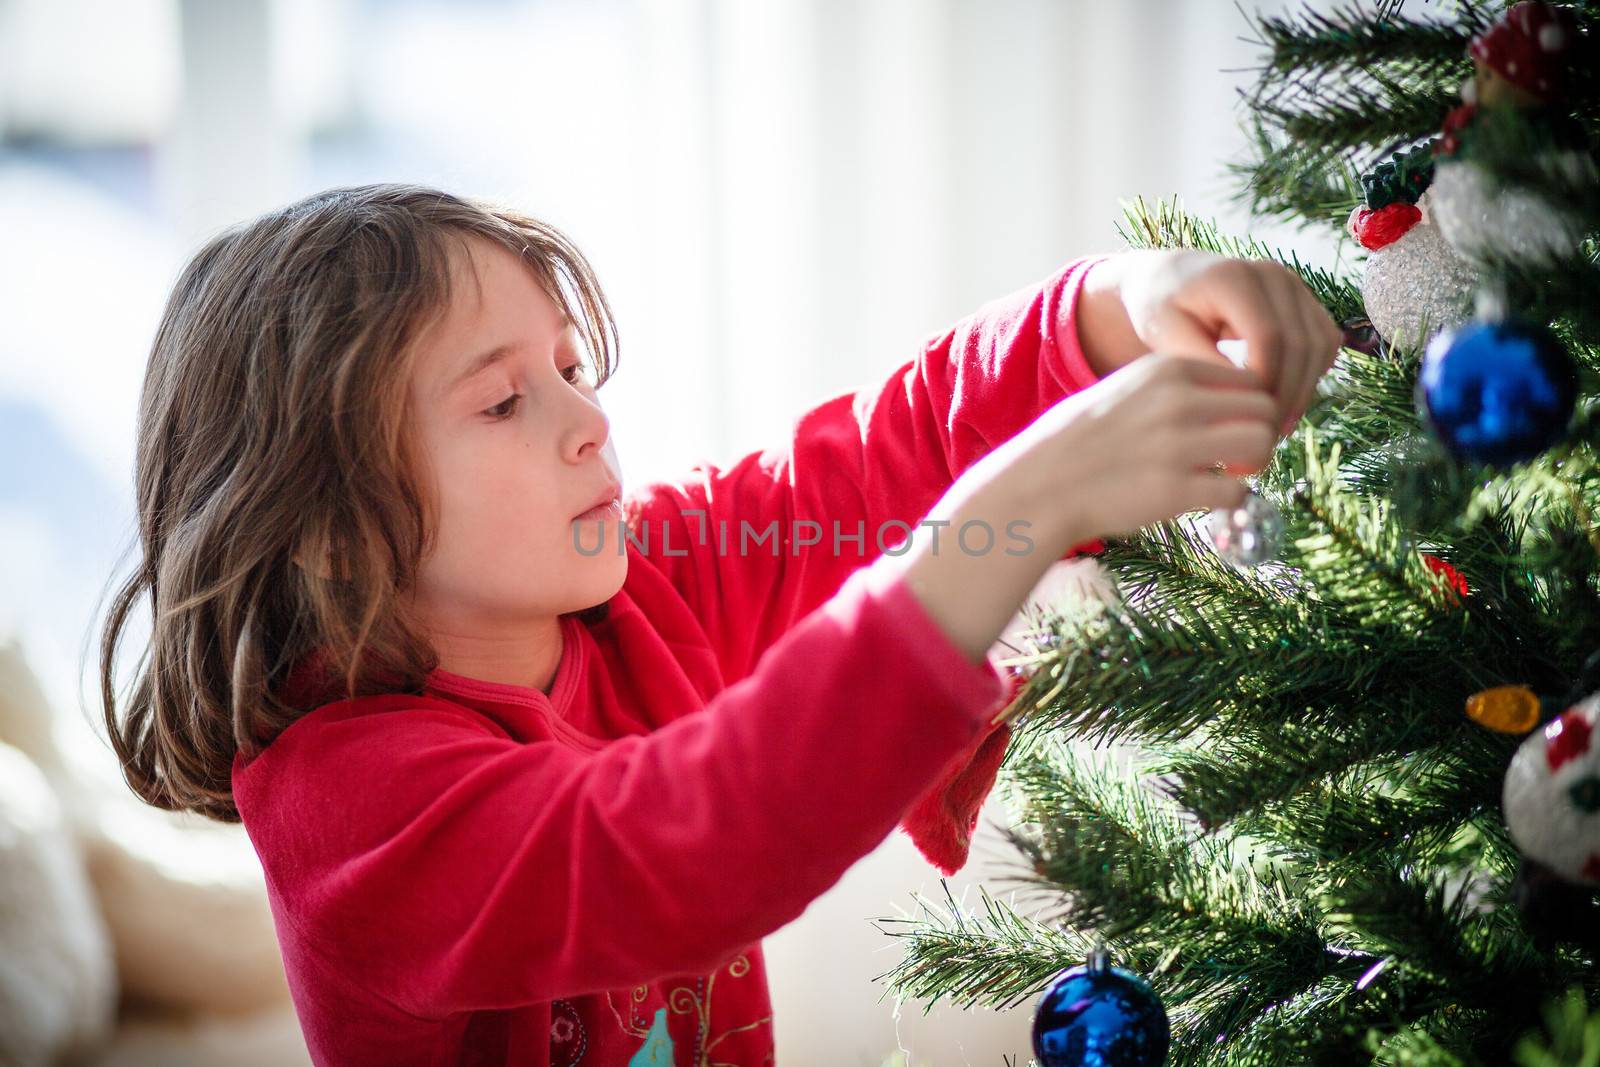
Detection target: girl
<box><xmin>99</xmin><ymin>182</ymin><xmax>1338</xmax><ymax>1066</ymax></box>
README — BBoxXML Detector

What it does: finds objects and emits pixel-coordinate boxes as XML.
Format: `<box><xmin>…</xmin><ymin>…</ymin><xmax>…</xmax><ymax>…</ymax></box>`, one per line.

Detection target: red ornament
<box><xmin>1346</xmin><ymin>202</ymin><xmax>1422</xmax><ymax>250</ymax></box>
<box><xmin>1421</xmin><ymin>554</ymin><xmax>1470</xmax><ymax>600</ymax></box>
<box><xmin>1545</xmin><ymin>707</ymin><xmax>1595</xmax><ymax>772</ymax></box>
<box><xmin>1469</xmin><ymin>1</ymin><xmax>1580</xmax><ymax>103</ymax></box>
<box><xmin>1064</xmin><ymin>537</ymin><xmax>1106</xmax><ymax>559</ymax></box>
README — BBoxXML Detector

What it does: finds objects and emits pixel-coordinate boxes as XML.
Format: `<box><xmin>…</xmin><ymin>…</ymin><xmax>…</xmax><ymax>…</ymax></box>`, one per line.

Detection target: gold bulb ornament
<box><xmin>1466</xmin><ymin>684</ymin><xmax>1542</xmax><ymax>734</ymax></box>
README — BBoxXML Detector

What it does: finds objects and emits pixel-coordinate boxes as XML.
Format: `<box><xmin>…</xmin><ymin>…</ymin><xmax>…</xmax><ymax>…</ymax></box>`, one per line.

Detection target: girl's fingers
<box><xmin>1184</xmin><ymin>470</ymin><xmax>1250</xmax><ymax>514</ymax></box>
<box><xmin>1147</xmin><ymin>302</ymin><xmax>1233</xmax><ymax>366</ymax></box>
<box><xmin>1167</xmin><ymin>350</ymin><xmax>1271</xmax><ymax>391</ymax></box>
<box><xmin>1258</xmin><ymin>266</ymin><xmax>1314</xmax><ymax>430</ymax></box>
<box><xmin>1193</xmin><ymin>262</ymin><xmax>1286</xmax><ymax>397</ymax></box>
<box><xmin>1150</xmin><ymin>256</ymin><xmax>1345</xmax><ymax>437</ymax></box>
<box><xmin>1285</xmin><ymin>281</ymin><xmax>1339</xmax><ymax>427</ymax></box>
<box><xmin>1188</xmin><ymin>419</ymin><xmax>1279</xmax><ymax>476</ymax></box>
<box><xmin>1314</xmin><ymin>294</ymin><xmax>1343</xmax><ymax>370</ymax></box>
<box><xmin>1182</xmin><ymin>380</ymin><xmax>1280</xmax><ymax>426</ymax></box>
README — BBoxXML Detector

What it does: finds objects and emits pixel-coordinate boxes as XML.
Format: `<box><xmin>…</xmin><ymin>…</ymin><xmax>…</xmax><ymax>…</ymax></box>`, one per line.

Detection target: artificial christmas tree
<box><xmin>873</xmin><ymin>3</ymin><xmax>1600</xmax><ymax>1063</ymax></box>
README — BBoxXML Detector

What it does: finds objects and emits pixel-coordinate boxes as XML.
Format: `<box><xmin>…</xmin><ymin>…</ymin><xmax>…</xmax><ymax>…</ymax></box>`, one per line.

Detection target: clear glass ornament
<box><xmin>1206</xmin><ymin>490</ymin><xmax>1283</xmax><ymax>567</ymax></box>
<box><xmin>1361</xmin><ymin>208</ymin><xmax>1477</xmax><ymax>350</ymax></box>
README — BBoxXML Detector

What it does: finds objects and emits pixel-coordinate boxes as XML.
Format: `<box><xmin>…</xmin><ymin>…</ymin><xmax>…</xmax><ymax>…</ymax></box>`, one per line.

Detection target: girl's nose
<box><xmin>562</xmin><ymin>385</ymin><xmax>612</xmax><ymax>465</ymax></box>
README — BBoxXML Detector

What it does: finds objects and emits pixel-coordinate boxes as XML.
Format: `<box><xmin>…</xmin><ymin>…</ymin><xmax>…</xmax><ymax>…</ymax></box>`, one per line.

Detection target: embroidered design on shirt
<box><xmin>608</xmin><ymin>952</ymin><xmax>773</xmax><ymax>1065</ymax></box>
<box><xmin>628</xmin><ymin>1008</ymin><xmax>674</xmax><ymax>1066</ymax></box>
<box><xmin>551</xmin><ymin>998</ymin><xmax>588</xmax><ymax>1066</ymax></box>
<box><xmin>665</xmin><ymin>954</ymin><xmax>774</xmax><ymax>1067</ymax></box>
<box><xmin>610</xmin><ymin>982</ymin><xmax>655</xmax><ymax>1038</ymax></box>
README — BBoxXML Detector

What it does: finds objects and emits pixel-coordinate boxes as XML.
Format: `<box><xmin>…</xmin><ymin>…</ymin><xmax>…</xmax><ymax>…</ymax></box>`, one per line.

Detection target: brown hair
<box><xmin>96</xmin><ymin>182</ymin><xmax>619</xmax><ymax>822</ymax></box>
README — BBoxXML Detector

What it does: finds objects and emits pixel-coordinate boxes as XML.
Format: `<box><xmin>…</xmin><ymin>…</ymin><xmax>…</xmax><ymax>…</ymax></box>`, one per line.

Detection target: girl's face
<box><xmin>405</xmin><ymin>235</ymin><xmax>626</xmax><ymax>636</ymax></box>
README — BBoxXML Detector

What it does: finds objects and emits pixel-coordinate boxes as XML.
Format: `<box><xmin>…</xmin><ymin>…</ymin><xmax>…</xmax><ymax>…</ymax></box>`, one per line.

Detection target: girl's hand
<box><xmin>1075</xmin><ymin>249</ymin><xmax>1343</xmax><ymax>437</ymax></box>
<box><xmin>1014</xmin><ymin>351</ymin><xmax>1281</xmax><ymax>545</ymax></box>
<box><xmin>894</xmin><ymin>350</ymin><xmax>1280</xmax><ymax>664</ymax></box>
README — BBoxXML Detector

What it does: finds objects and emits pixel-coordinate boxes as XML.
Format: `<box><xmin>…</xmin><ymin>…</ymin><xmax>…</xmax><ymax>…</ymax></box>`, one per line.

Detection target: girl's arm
<box><xmin>615</xmin><ymin>256</ymin><xmax>1110</xmax><ymax>879</ymax></box>
<box><xmin>620</xmin><ymin>255</ymin><xmax>1110</xmax><ymax>689</ymax></box>
<box><xmin>232</xmin><ymin>553</ymin><xmax>1008</xmax><ymax>1019</ymax></box>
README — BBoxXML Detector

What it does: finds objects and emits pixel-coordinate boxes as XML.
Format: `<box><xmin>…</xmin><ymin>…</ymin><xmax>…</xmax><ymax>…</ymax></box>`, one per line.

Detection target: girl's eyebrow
<box><xmin>443</xmin><ymin>314</ymin><xmax>573</xmax><ymax>397</ymax></box>
<box><xmin>446</xmin><ymin>344</ymin><xmax>515</xmax><ymax>396</ymax></box>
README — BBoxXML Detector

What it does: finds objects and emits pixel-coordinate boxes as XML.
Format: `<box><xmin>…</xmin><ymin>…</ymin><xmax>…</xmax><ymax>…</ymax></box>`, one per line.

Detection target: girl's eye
<box><xmin>484</xmin><ymin>365</ymin><xmax>591</xmax><ymax>421</ymax></box>
<box><xmin>485</xmin><ymin>394</ymin><xmax>521</xmax><ymax>421</ymax></box>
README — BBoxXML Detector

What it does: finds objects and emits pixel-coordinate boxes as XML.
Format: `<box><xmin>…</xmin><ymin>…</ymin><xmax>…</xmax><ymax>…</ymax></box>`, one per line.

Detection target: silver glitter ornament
<box><xmin>1206</xmin><ymin>490</ymin><xmax>1283</xmax><ymax>567</ymax></box>
<box><xmin>1360</xmin><ymin>197</ymin><xmax>1477</xmax><ymax>351</ymax></box>
<box><xmin>1429</xmin><ymin>153</ymin><xmax>1592</xmax><ymax>266</ymax></box>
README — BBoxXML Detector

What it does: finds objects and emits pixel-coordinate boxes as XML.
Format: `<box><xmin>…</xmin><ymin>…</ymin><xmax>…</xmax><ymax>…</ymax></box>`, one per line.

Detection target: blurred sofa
<box><xmin>0</xmin><ymin>633</ymin><xmax>310</xmax><ymax>1067</ymax></box>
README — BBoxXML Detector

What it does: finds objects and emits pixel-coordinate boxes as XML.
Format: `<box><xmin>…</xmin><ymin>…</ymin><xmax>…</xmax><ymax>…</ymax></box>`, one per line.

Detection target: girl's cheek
<box><xmin>601</xmin><ymin>437</ymin><xmax>622</xmax><ymax>483</ymax></box>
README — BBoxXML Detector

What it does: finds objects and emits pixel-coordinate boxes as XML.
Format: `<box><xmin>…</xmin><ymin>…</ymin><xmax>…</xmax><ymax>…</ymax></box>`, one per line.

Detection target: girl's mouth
<box><xmin>573</xmin><ymin>498</ymin><xmax>621</xmax><ymax>523</ymax></box>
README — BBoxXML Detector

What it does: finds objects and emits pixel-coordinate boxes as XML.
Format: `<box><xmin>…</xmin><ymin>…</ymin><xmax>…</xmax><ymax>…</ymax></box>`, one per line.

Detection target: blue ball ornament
<box><xmin>1032</xmin><ymin>947</ymin><xmax>1170</xmax><ymax>1066</ymax></box>
<box><xmin>1417</xmin><ymin>319</ymin><xmax>1576</xmax><ymax>467</ymax></box>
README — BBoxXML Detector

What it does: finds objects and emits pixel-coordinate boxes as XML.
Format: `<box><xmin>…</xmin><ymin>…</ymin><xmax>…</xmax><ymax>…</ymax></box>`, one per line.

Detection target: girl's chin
<box><xmin>576</xmin><ymin>557</ymin><xmax>628</xmax><ymax>609</ymax></box>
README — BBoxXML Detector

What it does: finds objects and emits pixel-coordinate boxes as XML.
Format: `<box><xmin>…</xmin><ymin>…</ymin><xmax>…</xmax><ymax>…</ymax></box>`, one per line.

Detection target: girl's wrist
<box><xmin>953</xmin><ymin>432</ymin><xmax>1097</xmax><ymax>564</ymax></box>
<box><xmin>1073</xmin><ymin>253</ymin><xmax>1149</xmax><ymax>380</ymax></box>
<box><xmin>893</xmin><ymin>468</ymin><xmax>1084</xmax><ymax>666</ymax></box>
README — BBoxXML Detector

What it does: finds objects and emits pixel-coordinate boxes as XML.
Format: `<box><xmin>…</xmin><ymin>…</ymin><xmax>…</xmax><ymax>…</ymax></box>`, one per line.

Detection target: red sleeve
<box><xmin>621</xmin><ymin>255</ymin><xmax>1108</xmax><ymax>686</ymax></box>
<box><xmin>619</xmin><ymin>255</ymin><xmax>1110</xmax><ymax>874</ymax></box>
<box><xmin>233</xmin><ymin>556</ymin><xmax>1010</xmax><ymax>1018</ymax></box>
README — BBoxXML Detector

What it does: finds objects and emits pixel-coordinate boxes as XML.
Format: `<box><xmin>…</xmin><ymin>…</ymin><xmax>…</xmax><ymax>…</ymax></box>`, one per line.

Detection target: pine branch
<box><xmin>867</xmin><ymin>880</ymin><xmax>1087</xmax><ymax>1013</ymax></box>
<box><xmin>1513</xmin><ymin>985</ymin><xmax>1600</xmax><ymax>1067</ymax></box>
<box><xmin>1116</xmin><ymin>194</ymin><xmax>1365</xmax><ymax>322</ymax></box>
<box><xmin>1281</xmin><ymin>343</ymin><xmax>1424</xmax><ymax>466</ymax></box>
<box><xmin>1242</xmin><ymin>2</ymin><xmax>1480</xmax><ymax>106</ymax></box>
<box><xmin>1229</xmin><ymin>1</ymin><xmax>1487</xmax><ymax>232</ymax></box>
<box><xmin>1230</xmin><ymin>118</ymin><xmax>1367</xmax><ymax>228</ymax></box>
<box><xmin>994</xmin><ymin>740</ymin><xmax>1208</xmax><ymax>933</ymax></box>
<box><xmin>1007</xmin><ymin>467</ymin><xmax>1503</xmax><ymax>755</ymax></box>
<box><xmin>1471</xmin><ymin>245</ymin><xmax>1600</xmax><ymax>352</ymax></box>
<box><xmin>993</xmin><ymin>743</ymin><xmax>1325</xmax><ymax>941</ymax></box>
<box><xmin>1255</xmin><ymin>75</ymin><xmax>1458</xmax><ymax>164</ymax></box>
<box><xmin>1325</xmin><ymin>858</ymin><xmax>1570</xmax><ymax>1043</ymax></box>
<box><xmin>1211</xmin><ymin>980</ymin><xmax>1451</xmax><ymax>1065</ymax></box>
<box><xmin>1004</xmin><ymin>588</ymin><xmax>1352</xmax><ymax>747</ymax></box>
<box><xmin>1097</xmin><ymin>518</ymin><xmax>1307</xmax><ymax>629</ymax></box>
<box><xmin>989</xmin><ymin>744</ymin><xmax>1364</xmax><ymax>1063</ymax></box>
<box><xmin>1228</xmin><ymin>738</ymin><xmax>1518</xmax><ymax>874</ymax></box>
<box><xmin>1153</xmin><ymin>715</ymin><xmax>1489</xmax><ymax>835</ymax></box>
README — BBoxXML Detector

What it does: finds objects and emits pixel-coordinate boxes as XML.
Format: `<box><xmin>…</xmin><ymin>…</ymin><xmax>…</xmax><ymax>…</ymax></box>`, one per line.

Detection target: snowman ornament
<box><xmin>1347</xmin><ymin>145</ymin><xmax>1477</xmax><ymax>351</ymax></box>
<box><xmin>1428</xmin><ymin>0</ymin><xmax>1594</xmax><ymax>266</ymax></box>
<box><xmin>1503</xmin><ymin>692</ymin><xmax>1600</xmax><ymax>888</ymax></box>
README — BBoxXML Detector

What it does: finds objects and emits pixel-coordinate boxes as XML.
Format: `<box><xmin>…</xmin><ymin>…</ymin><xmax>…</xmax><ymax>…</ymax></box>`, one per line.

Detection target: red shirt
<box><xmin>232</xmin><ymin>255</ymin><xmax>1107</xmax><ymax>1066</ymax></box>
